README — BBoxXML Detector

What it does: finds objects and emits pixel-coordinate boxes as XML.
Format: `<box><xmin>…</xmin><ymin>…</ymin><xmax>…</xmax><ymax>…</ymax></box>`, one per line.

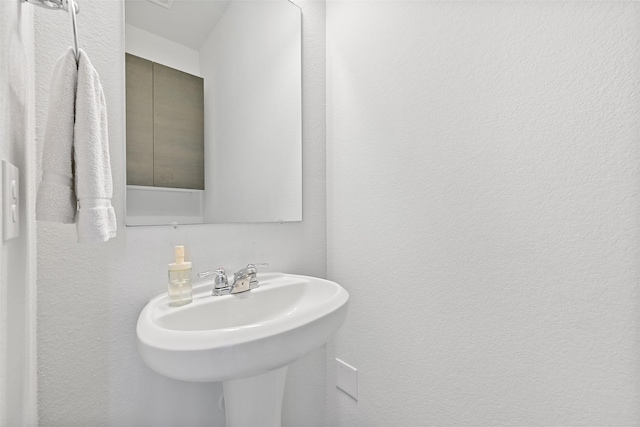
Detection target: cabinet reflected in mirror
<box><xmin>124</xmin><ymin>0</ymin><xmax>302</xmax><ymax>225</ymax></box>
<box><xmin>126</xmin><ymin>54</ymin><xmax>205</xmax><ymax>190</ymax></box>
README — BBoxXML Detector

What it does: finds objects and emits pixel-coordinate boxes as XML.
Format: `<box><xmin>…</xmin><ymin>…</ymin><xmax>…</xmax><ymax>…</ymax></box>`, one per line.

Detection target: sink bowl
<box><xmin>137</xmin><ymin>273</ymin><xmax>349</xmax><ymax>382</ymax></box>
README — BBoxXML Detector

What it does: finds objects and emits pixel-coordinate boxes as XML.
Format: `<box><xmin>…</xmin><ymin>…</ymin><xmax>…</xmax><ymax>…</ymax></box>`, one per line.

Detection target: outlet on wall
<box><xmin>336</xmin><ymin>358</ymin><xmax>358</xmax><ymax>400</ymax></box>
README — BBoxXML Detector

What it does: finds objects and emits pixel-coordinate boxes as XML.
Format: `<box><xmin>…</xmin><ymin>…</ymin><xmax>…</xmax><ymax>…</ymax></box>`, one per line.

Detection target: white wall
<box><xmin>0</xmin><ymin>1</ymin><xmax>37</xmax><ymax>426</ymax></box>
<box><xmin>35</xmin><ymin>1</ymin><xmax>326</xmax><ymax>426</ymax></box>
<box><xmin>125</xmin><ymin>23</ymin><xmax>201</xmax><ymax>76</ymax></box>
<box><xmin>327</xmin><ymin>2</ymin><xmax>640</xmax><ymax>426</ymax></box>
<box><xmin>200</xmin><ymin>0</ymin><xmax>302</xmax><ymax>223</ymax></box>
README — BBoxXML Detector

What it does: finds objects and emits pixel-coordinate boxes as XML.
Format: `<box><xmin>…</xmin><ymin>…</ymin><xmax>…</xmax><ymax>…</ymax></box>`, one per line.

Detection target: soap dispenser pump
<box><xmin>168</xmin><ymin>245</ymin><xmax>193</xmax><ymax>306</ymax></box>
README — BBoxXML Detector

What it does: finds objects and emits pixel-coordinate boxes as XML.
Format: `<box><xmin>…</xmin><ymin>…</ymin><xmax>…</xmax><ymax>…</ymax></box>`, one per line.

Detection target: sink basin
<box><xmin>137</xmin><ymin>273</ymin><xmax>349</xmax><ymax>383</ymax></box>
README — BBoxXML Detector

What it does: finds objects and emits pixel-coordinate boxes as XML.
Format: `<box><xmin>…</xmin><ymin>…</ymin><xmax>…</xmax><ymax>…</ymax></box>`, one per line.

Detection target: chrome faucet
<box><xmin>198</xmin><ymin>263</ymin><xmax>268</xmax><ymax>296</ymax></box>
<box><xmin>197</xmin><ymin>268</ymin><xmax>230</xmax><ymax>296</ymax></box>
<box><xmin>231</xmin><ymin>263</ymin><xmax>268</xmax><ymax>293</ymax></box>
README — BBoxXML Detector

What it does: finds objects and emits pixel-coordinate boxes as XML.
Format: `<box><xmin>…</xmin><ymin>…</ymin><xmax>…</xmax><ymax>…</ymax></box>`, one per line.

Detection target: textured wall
<box><xmin>0</xmin><ymin>1</ymin><xmax>37</xmax><ymax>425</ymax></box>
<box><xmin>327</xmin><ymin>2</ymin><xmax>640</xmax><ymax>426</ymax></box>
<box><xmin>35</xmin><ymin>0</ymin><xmax>326</xmax><ymax>426</ymax></box>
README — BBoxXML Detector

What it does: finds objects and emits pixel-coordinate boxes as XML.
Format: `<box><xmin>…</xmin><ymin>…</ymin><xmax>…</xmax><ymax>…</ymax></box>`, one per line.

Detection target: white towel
<box><xmin>36</xmin><ymin>47</ymin><xmax>78</xmax><ymax>224</ymax></box>
<box><xmin>36</xmin><ymin>47</ymin><xmax>117</xmax><ymax>243</ymax></box>
<box><xmin>74</xmin><ymin>49</ymin><xmax>116</xmax><ymax>243</ymax></box>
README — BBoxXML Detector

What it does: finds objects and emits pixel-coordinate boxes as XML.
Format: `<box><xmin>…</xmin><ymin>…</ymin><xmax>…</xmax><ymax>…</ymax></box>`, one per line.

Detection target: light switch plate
<box><xmin>336</xmin><ymin>358</ymin><xmax>358</xmax><ymax>400</ymax></box>
<box><xmin>3</xmin><ymin>160</ymin><xmax>19</xmax><ymax>241</ymax></box>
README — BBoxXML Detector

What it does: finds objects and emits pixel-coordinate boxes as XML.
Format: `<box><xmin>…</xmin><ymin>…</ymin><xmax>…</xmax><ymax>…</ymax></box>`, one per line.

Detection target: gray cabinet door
<box><xmin>126</xmin><ymin>54</ymin><xmax>205</xmax><ymax>190</ymax></box>
<box><xmin>153</xmin><ymin>63</ymin><xmax>205</xmax><ymax>190</ymax></box>
<box><xmin>125</xmin><ymin>53</ymin><xmax>154</xmax><ymax>186</ymax></box>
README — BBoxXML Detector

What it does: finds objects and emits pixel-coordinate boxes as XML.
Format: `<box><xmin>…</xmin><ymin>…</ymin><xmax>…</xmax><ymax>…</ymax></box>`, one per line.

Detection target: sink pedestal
<box><xmin>223</xmin><ymin>366</ymin><xmax>288</xmax><ymax>427</ymax></box>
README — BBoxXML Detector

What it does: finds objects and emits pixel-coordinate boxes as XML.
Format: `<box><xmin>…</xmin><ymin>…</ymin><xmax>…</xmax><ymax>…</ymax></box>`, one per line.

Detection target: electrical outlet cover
<box><xmin>3</xmin><ymin>160</ymin><xmax>19</xmax><ymax>241</ymax></box>
<box><xmin>336</xmin><ymin>358</ymin><xmax>358</xmax><ymax>400</ymax></box>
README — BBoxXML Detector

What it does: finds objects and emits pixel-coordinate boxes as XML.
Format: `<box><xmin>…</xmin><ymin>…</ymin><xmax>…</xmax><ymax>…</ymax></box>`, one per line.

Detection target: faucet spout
<box><xmin>230</xmin><ymin>263</ymin><xmax>268</xmax><ymax>294</ymax></box>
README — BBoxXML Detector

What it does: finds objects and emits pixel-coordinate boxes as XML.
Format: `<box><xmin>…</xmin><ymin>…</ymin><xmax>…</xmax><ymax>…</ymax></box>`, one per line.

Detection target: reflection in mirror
<box><xmin>124</xmin><ymin>0</ymin><xmax>302</xmax><ymax>226</ymax></box>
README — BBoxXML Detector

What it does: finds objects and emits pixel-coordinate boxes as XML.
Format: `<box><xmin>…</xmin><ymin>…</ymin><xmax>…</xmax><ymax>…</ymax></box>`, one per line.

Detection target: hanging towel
<box><xmin>74</xmin><ymin>49</ymin><xmax>116</xmax><ymax>243</ymax></box>
<box><xmin>36</xmin><ymin>47</ymin><xmax>117</xmax><ymax>243</ymax></box>
<box><xmin>36</xmin><ymin>47</ymin><xmax>78</xmax><ymax>224</ymax></box>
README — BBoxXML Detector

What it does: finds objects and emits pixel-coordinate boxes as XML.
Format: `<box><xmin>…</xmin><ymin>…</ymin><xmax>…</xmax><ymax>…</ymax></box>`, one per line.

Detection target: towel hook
<box><xmin>22</xmin><ymin>0</ymin><xmax>80</xmax><ymax>62</ymax></box>
<box><xmin>63</xmin><ymin>0</ymin><xmax>80</xmax><ymax>62</ymax></box>
<box><xmin>23</xmin><ymin>0</ymin><xmax>79</xmax><ymax>13</ymax></box>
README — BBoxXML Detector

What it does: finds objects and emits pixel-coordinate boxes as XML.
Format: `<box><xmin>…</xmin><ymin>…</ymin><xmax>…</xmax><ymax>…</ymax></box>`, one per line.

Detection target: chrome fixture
<box><xmin>24</xmin><ymin>0</ymin><xmax>79</xmax><ymax>12</ymax></box>
<box><xmin>198</xmin><ymin>263</ymin><xmax>268</xmax><ymax>296</ymax></box>
<box><xmin>23</xmin><ymin>0</ymin><xmax>80</xmax><ymax>62</ymax></box>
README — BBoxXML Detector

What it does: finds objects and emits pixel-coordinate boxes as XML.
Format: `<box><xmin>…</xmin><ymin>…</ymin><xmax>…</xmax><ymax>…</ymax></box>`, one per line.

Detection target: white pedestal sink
<box><xmin>137</xmin><ymin>273</ymin><xmax>349</xmax><ymax>427</ymax></box>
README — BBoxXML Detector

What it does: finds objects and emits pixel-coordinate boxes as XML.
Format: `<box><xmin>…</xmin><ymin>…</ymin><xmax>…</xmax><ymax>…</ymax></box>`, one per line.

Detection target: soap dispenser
<box><xmin>168</xmin><ymin>245</ymin><xmax>193</xmax><ymax>306</ymax></box>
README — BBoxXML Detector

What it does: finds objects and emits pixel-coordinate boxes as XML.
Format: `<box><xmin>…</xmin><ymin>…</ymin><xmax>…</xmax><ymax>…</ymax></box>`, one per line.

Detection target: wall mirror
<box><xmin>124</xmin><ymin>0</ymin><xmax>302</xmax><ymax>226</ymax></box>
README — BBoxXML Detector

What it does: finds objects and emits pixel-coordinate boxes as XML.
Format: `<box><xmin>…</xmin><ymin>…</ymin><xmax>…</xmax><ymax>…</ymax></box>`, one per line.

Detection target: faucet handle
<box><xmin>245</xmin><ymin>263</ymin><xmax>268</xmax><ymax>289</ymax></box>
<box><xmin>197</xmin><ymin>268</ymin><xmax>222</xmax><ymax>279</ymax></box>
<box><xmin>199</xmin><ymin>268</ymin><xmax>231</xmax><ymax>296</ymax></box>
<box><xmin>233</xmin><ymin>263</ymin><xmax>268</xmax><ymax>276</ymax></box>
<box><xmin>213</xmin><ymin>268</ymin><xmax>228</xmax><ymax>288</ymax></box>
<box><xmin>246</xmin><ymin>263</ymin><xmax>268</xmax><ymax>272</ymax></box>
<box><xmin>198</xmin><ymin>268</ymin><xmax>229</xmax><ymax>287</ymax></box>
